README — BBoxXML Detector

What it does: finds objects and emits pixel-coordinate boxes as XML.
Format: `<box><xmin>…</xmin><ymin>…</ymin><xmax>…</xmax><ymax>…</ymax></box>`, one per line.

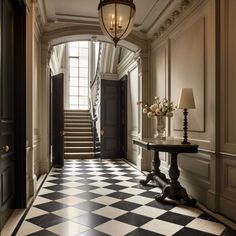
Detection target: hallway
<box><xmin>15</xmin><ymin>159</ymin><xmax>232</xmax><ymax>236</ymax></box>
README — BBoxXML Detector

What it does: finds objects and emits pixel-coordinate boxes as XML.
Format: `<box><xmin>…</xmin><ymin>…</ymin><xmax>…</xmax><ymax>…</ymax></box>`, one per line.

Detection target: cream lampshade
<box><xmin>178</xmin><ymin>88</ymin><xmax>195</xmax><ymax>109</ymax></box>
<box><xmin>177</xmin><ymin>88</ymin><xmax>196</xmax><ymax>144</ymax></box>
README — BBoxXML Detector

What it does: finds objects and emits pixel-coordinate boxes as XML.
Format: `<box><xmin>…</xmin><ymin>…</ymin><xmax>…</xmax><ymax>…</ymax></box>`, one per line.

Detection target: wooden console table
<box><xmin>133</xmin><ymin>138</ymin><xmax>198</xmax><ymax>206</ymax></box>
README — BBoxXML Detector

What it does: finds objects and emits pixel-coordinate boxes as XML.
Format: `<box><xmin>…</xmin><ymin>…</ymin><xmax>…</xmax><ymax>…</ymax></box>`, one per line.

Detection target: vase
<box><xmin>155</xmin><ymin>115</ymin><xmax>166</xmax><ymax>139</ymax></box>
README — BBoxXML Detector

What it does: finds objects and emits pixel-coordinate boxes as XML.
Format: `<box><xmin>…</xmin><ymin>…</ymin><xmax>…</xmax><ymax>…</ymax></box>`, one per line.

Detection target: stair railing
<box><xmin>90</xmin><ymin>42</ymin><xmax>102</xmax><ymax>155</ymax></box>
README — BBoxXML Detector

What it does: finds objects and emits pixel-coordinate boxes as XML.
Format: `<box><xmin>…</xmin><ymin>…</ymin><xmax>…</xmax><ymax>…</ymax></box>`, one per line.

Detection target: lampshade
<box><xmin>98</xmin><ymin>0</ymin><xmax>136</xmax><ymax>47</ymax></box>
<box><xmin>178</xmin><ymin>88</ymin><xmax>196</xmax><ymax>109</ymax></box>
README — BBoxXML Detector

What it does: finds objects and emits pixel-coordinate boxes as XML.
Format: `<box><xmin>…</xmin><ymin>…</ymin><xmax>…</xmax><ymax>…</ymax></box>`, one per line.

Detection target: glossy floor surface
<box><xmin>15</xmin><ymin>159</ymin><xmax>235</xmax><ymax>236</ymax></box>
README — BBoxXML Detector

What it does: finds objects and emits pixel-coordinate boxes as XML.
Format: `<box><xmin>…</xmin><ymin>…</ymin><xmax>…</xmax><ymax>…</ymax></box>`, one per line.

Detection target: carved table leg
<box><xmin>140</xmin><ymin>151</ymin><xmax>168</xmax><ymax>186</ymax></box>
<box><xmin>155</xmin><ymin>153</ymin><xmax>196</xmax><ymax>206</ymax></box>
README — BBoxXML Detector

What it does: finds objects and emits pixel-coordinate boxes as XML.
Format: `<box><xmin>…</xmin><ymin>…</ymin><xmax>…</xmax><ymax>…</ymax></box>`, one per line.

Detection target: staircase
<box><xmin>64</xmin><ymin>110</ymin><xmax>99</xmax><ymax>159</ymax></box>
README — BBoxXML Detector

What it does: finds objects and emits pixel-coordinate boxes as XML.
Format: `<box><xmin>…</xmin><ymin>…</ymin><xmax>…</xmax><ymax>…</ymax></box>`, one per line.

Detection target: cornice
<box><xmin>150</xmin><ymin>0</ymin><xmax>203</xmax><ymax>42</ymax></box>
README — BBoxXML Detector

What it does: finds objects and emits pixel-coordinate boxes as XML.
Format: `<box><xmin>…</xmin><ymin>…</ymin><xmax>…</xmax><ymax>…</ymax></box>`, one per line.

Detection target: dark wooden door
<box><xmin>121</xmin><ymin>75</ymin><xmax>127</xmax><ymax>158</ymax></box>
<box><xmin>0</xmin><ymin>0</ymin><xmax>16</xmax><ymax>228</ymax></box>
<box><xmin>52</xmin><ymin>73</ymin><xmax>64</xmax><ymax>167</ymax></box>
<box><xmin>101</xmin><ymin>80</ymin><xmax>123</xmax><ymax>158</ymax></box>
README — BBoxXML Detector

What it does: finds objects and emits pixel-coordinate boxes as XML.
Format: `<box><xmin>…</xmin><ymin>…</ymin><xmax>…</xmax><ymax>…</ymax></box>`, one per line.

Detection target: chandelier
<box><xmin>98</xmin><ymin>0</ymin><xmax>136</xmax><ymax>46</ymax></box>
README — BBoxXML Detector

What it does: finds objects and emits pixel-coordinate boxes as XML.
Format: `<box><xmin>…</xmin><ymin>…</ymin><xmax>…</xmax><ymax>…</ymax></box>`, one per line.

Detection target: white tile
<box><xmin>48</xmin><ymin>221</ymin><xmax>89</xmax><ymax>236</ymax></box>
<box><xmin>116</xmin><ymin>181</ymin><xmax>137</xmax><ymax>187</ymax></box>
<box><xmin>112</xmin><ymin>176</ymin><xmax>132</xmax><ymax>181</ymax></box>
<box><xmin>170</xmin><ymin>205</ymin><xmax>203</xmax><ymax>218</ymax></box>
<box><xmin>186</xmin><ymin>218</ymin><xmax>226</xmax><ymax>235</ymax></box>
<box><xmin>16</xmin><ymin>221</ymin><xmax>42</xmax><ymax>236</ymax></box>
<box><xmin>93</xmin><ymin>206</ymin><xmax>127</xmax><ymax>219</ymax></box>
<box><xmin>149</xmin><ymin>187</ymin><xmax>162</xmax><ymax>193</ymax></box>
<box><xmin>33</xmin><ymin>196</ymin><xmax>51</xmax><ymax>206</ymax></box>
<box><xmin>131</xmin><ymin>206</ymin><xmax>167</xmax><ymax>218</ymax></box>
<box><xmin>56</xmin><ymin>196</ymin><xmax>86</xmax><ymax>206</ymax></box>
<box><xmin>110</xmin><ymin>171</ymin><xmax>127</xmax><ymax>176</ymax></box>
<box><xmin>90</xmin><ymin>188</ymin><xmax>115</xmax><ymax>195</ymax></box>
<box><xmin>125</xmin><ymin>196</ymin><xmax>153</xmax><ymax>205</ymax></box>
<box><xmin>42</xmin><ymin>182</ymin><xmax>56</xmax><ymax>187</ymax></box>
<box><xmin>95</xmin><ymin>220</ymin><xmax>136</xmax><ymax>236</ymax></box>
<box><xmin>92</xmin><ymin>196</ymin><xmax>120</xmax><ymax>205</ymax></box>
<box><xmin>120</xmin><ymin>188</ymin><xmax>146</xmax><ymax>195</ymax></box>
<box><xmin>46</xmin><ymin>176</ymin><xmax>57</xmax><ymax>181</ymax></box>
<box><xmin>87</xmin><ymin>171</ymin><xmax>104</xmax><ymax>176</ymax></box>
<box><xmin>60</xmin><ymin>182</ymin><xmax>84</xmax><ymax>188</ymax></box>
<box><xmin>25</xmin><ymin>207</ymin><xmax>48</xmax><ymax>219</ymax></box>
<box><xmin>53</xmin><ymin>207</ymin><xmax>87</xmax><ymax>220</ymax></box>
<box><xmin>141</xmin><ymin>219</ymin><xmax>183</xmax><ymax>235</ymax></box>
<box><xmin>64</xmin><ymin>171</ymin><xmax>80</xmax><ymax>176</ymax></box>
<box><xmin>89</xmin><ymin>181</ymin><xmax>111</xmax><ymax>188</ymax></box>
<box><xmin>59</xmin><ymin>188</ymin><xmax>84</xmax><ymax>196</ymax></box>
<box><xmin>38</xmin><ymin>188</ymin><xmax>54</xmax><ymax>196</ymax></box>
<box><xmin>88</xmin><ymin>176</ymin><xmax>108</xmax><ymax>181</ymax></box>
<box><xmin>63</xmin><ymin>176</ymin><xmax>83</xmax><ymax>181</ymax></box>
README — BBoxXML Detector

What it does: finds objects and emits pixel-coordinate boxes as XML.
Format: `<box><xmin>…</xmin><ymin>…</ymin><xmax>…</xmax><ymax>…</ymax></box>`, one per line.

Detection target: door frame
<box><xmin>13</xmin><ymin>0</ymin><xmax>26</xmax><ymax>208</ymax></box>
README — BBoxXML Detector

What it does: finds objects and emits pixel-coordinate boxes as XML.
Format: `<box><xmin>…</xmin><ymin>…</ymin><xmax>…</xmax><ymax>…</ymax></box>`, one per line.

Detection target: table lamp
<box><xmin>178</xmin><ymin>88</ymin><xmax>195</xmax><ymax>144</ymax></box>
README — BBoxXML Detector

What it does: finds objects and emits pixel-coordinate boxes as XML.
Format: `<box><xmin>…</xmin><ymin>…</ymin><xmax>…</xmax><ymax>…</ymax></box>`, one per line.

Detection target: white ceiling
<box><xmin>42</xmin><ymin>0</ymin><xmax>182</xmax><ymax>37</ymax></box>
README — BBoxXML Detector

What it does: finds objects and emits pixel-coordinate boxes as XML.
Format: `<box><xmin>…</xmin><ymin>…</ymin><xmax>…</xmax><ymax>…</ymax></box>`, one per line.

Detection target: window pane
<box><xmin>70</xmin><ymin>78</ymin><xmax>78</xmax><ymax>87</ymax></box>
<box><xmin>79</xmin><ymin>68</ymin><xmax>88</xmax><ymax>77</ymax></box>
<box><xmin>70</xmin><ymin>58</ymin><xmax>78</xmax><ymax>67</ymax></box>
<box><xmin>69</xmin><ymin>41</ymin><xmax>79</xmax><ymax>48</ymax></box>
<box><xmin>78</xmin><ymin>96</ymin><xmax>88</xmax><ymax>105</ymax></box>
<box><xmin>70</xmin><ymin>96</ymin><xmax>79</xmax><ymax>105</ymax></box>
<box><xmin>78</xmin><ymin>105</ymin><xmax>88</xmax><ymax>110</ymax></box>
<box><xmin>70</xmin><ymin>67</ymin><xmax>78</xmax><ymax>77</ymax></box>
<box><xmin>79</xmin><ymin>87</ymin><xmax>88</xmax><ymax>96</ymax></box>
<box><xmin>78</xmin><ymin>41</ymin><xmax>88</xmax><ymax>48</ymax></box>
<box><xmin>70</xmin><ymin>87</ymin><xmax>78</xmax><ymax>96</ymax></box>
<box><xmin>69</xmin><ymin>47</ymin><xmax>78</xmax><ymax>57</ymax></box>
<box><xmin>79</xmin><ymin>77</ymin><xmax>88</xmax><ymax>86</ymax></box>
<box><xmin>79</xmin><ymin>49</ymin><xmax>88</xmax><ymax>57</ymax></box>
<box><xmin>79</xmin><ymin>58</ymin><xmax>88</xmax><ymax>67</ymax></box>
<box><xmin>70</xmin><ymin>105</ymin><xmax>79</xmax><ymax>110</ymax></box>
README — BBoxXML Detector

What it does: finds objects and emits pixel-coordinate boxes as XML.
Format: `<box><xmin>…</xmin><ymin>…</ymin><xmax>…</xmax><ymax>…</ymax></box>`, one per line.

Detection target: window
<box><xmin>68</xmin><ymin>41</ymin><xmax>89</xmax><ymax>110</ymax></box>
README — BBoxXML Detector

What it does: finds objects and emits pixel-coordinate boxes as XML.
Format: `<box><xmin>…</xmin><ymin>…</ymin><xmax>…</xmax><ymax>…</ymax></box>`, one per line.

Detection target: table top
<box><xmin>133</xmin><ymin>138</ymin><xmax>198</xmax><ymax>153</ymax></box>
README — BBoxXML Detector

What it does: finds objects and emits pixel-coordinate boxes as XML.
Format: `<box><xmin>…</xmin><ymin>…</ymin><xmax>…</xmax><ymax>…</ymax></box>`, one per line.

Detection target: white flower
<box><xmin>155</xmin><ymin>108</ymin><xmax>160</xmax><ymax>114</ymax></box>
<box><xmin>143</xmin><ymin>108</ymin><xmax>148</xmax><ymax>114</ymax></box>
<box><xmin>147</xmin><ymin>112</ymin><xmax>154</xmax><ymax>118</ymax></box>
<box><xmin>150</xmin><ymin>104</ymin><xmax>158</xmax><ymax>111</ymax></box>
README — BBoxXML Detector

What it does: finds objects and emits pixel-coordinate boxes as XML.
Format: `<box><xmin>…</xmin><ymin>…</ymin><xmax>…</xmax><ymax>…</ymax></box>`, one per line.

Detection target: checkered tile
<box><xmin>16</xmin><ymin>159</ymin><xmax>235</xmax><ymax>236</ymax></box>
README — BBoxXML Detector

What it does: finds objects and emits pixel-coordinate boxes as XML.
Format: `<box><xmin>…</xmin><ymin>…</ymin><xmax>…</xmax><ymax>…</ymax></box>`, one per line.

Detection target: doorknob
<box><xmin>0</xmin><ymin>145</ymin><xmax>10</xmax><ymax>153</ymax></box>
<box><xmin>100</xmin><ymin>129</ymin><xmax>104</xmax><ymax>136</ymax></box>
<box><xmin>60</xmin><ymin>131</ymin><xmax>65</xmax><ymax>136</ymax></box>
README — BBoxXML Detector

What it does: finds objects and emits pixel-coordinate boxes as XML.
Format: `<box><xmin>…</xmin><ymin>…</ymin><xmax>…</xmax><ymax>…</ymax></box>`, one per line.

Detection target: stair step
<box><xmin>64</xmin><ymin>141</ymin><xmax>94</xmax><ymax>147</ymax></box>
<box><xmin>64</xmin><ymin>136</ymin><xmax>93</xmax><ymax>141</ymax></box>
<box><xmin>64</xmin><ymin>119</ymin><xmax>91</xmax><ymax>123</ymax></box>
<box><xmin>65</xmin><ymin>131</ymin><xmax>93</xmax><ymax>136</ymax></box>
<box><xmin>64</xmin><ymin>152</ymin><xmax>96</xmax><ymax>159</ymax></box>
<box><xmin>64</xmin><ymin>110</ymin><xmax>89</xmax><ymax>113</ymax></box>
<box><xmin>64</xmin><ymin>127</ymin><xmax>92</xmax><ymax>132</ymax></box>
<box><xmin>64</xmin><ymin>147</ymin><xmax>94</xmax><ymax>152</ymax></box>
<box><xmin>65</xmin><ymin>123</ymin><xmax>91</xmax><ymax>127</ymax></box>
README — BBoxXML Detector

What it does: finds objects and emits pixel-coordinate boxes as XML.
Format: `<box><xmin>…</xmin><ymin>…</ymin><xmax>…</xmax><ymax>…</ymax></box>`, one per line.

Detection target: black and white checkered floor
<box><xmin>16</xmin><ymin>159</ymin><xmax>235</xmax><ymax>236</ymax></box>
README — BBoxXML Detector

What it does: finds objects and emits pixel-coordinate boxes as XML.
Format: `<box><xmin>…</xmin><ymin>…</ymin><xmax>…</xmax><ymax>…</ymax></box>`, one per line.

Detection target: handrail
<box><xmin>90</xmin><ymin>42</ymin><xmax>102</xmax><ymax>155</ymax></box>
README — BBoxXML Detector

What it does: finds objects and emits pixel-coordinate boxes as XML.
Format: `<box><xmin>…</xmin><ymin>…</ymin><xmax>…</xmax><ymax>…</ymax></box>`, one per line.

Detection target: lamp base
<box><xmin>182</xmin><ymin>109</ymin><xmax>190</xmax><ymax>145</ymax></box>
<box><xmin>182</xmin><ymin>140</ymin><xmax>190</xmax><ymax>145</ymax></box>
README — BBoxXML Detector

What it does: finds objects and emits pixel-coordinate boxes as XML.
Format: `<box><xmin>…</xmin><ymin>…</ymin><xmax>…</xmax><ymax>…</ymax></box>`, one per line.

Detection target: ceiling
<box><xmin>42</xmin><ymin>0</ymin><xmax>182</xmax><ymax>37</ymax></box>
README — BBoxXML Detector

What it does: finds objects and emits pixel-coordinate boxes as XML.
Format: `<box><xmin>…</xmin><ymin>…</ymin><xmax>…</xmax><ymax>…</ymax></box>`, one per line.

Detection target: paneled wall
<box><xmin>150</xmin><ymin>0</ymin><xmax>217</xmax><ymax>214</ymax></box>
<box><xmin>219</xmin><ymin>0</ymin><xmax>236</xmax><ymax>221</ymax></box>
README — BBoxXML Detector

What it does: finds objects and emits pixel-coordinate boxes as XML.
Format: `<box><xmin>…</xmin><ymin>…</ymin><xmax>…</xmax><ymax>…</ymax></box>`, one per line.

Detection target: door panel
<box><xmin>52</xmin><ymin>73</ymin><xmax>64</xmax><ymax>167</ymax></box>
<box><xmin>101</xmin><ymin>80</ymin><xmax>123</xmax><ymax>158</ymax></box>
<box><xmin>0</xmin><ymin>0</ymin><xmax>15</xmax><ymax>229</ymax></box>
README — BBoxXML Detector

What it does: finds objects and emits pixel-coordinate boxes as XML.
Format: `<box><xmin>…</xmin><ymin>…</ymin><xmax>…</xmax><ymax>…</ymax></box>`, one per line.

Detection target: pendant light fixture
<box><xmin>98</xmin><ymin>0</ymin><xmax>136</xmax><ymax>47</ymax></box>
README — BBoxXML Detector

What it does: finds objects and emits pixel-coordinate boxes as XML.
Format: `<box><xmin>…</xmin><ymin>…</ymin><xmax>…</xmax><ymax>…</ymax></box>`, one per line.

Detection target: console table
<box><xmin>133</xmin><ymin>138</ymin><xmax>198</xmax><ymax>206</ymax></box>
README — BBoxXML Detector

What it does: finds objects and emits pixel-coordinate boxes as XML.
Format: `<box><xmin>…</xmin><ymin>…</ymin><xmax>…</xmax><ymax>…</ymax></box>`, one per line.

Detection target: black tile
<box><xmin>157</xmin><ymin>211</ymin><xmax>194</xmax><ymax>226</ymax></box>
<box><xmin>44</xmin><ymin>185</ymin><xmax>70</xmax><ymax>191</ymax></box>
<box><xmin>147</xmin><ymin>200</ymin><xmax>177</xmax><ymax>210</ymax></box>
<box><xmin>34</xmin><ymin>201</ymin><xmax>67</xmax><ymax>212</ymax></box>
<box><xmin>76</xmin><ymin>192</ymin><xmax>101</xmax><ymax>200</ymax></box>
<box><xmin>105</xmin><ymin>185</ymin><xmax>127</xmax><ymax>191</ymax></box>
<box><xmin>139</xmin><ymin>191</ymin><xmax>158</xmax><ymax>198</ymax></box>
<box><xmin>78</xmin><ymin>229</ymin><xmax>110</xmax><ymax>236</ymax></box>
<box><xmin>77</xmin><ymin>185</ymin><xmax>98</xmax><ymax>191</ymax></box>
<box><xmin>173</xmin><ymin>227</ymin><xmax>216</xmax><ymax>236</ymax></box>
<box><xmin>76</xmin><ymin>174</ymin><xmax>94</xmax><ymax>178</ymax></box>
<box><xmin>221</xmin><ymin>228</ymin><xmax>236</xmax><ymax>236</ymax></box>
<box><xmin>72</xmin><ymin>213</ymin><xmax>110</xmax><ymax>227</ymax></box>
<box><xmin>27</xmin><ymin>213</ymin><xmax>66</xmax><ymax>228</ymax></box>
<box><xmin>99</xmin><ymin>174</ymin><xmax>117</xmax><ymax>178</ymax></box>
<box><xmin>111</xmin><ymin>201</ymin><xmax>141</xmax><ymax>211</ymax></box>
<box><xmin>107</xmin><ymin>192</ymin><xmax>133</xmax><ymax>200</ymax></box>
<box><xmin>123</xmin><ymin>174</ymin><xmax>141</xmax><ymax>177</ymax></box>
<box><xmin>115</xmin><ymin>212</ymin><xmax>152</xmax><ymax>227</ymax></box>
<box><xmin>40</xmin><ymin>192</ymin><xmax>68</xmax><ymax>200</ymax></box>
<box><xmin>103</xmin><ymin>179</ymin><xmax>121</xmax><ymax>184</ymax></box>
<box><xmin>198</xmin><ymin>212</ymin><xmax>221</xmax><ymax>223</ymax></box>
<box><xmin>48</xmin><ymin>179</ymin><xmax>71</xmax><ymax>184</ymax></box>
<box><xmin>75</xmin><ymin>201</ymin><xmax>105</xmax><ymax>211</ymax></box>
<box><xmin>133</xmin><ymin>184</ymin><xmax>155</xmax><ymax>190</ymax></box>
<box><xmin>76</xmin><ymin>179</ymin><xmax>96</xmax><ymax>184</ymax></box>
<box><xmin>125</xmin><ymin>228</ymin><xmax>164</xmax><ymax>236</ymax></box>
<box><xmin>27</xmin><ymin>230</ymin><xmax>59</xmax><ymax>236</ymax></box>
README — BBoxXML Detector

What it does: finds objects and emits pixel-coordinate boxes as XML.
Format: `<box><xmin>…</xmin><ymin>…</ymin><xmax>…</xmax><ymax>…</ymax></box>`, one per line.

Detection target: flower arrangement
<box><xmin>137</xmin><ymin>97</ymin><xmax>175</xmax><ymax>118</ymax></box>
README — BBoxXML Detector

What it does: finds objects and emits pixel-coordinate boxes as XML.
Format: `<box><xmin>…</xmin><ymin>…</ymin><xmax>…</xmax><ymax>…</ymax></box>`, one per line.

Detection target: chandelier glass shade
<box><xmin>98</xmin><ymin>0</ymin><xmax>136</xmax><ymax>46</ymax></box>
